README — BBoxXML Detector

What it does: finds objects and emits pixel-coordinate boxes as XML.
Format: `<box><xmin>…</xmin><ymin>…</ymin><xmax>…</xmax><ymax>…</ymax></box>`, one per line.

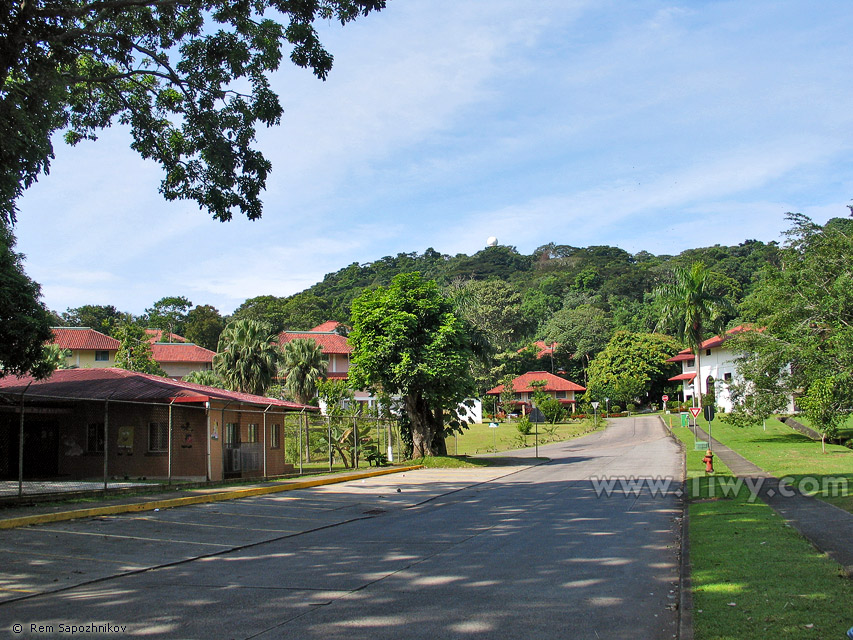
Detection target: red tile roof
<box><xmin>310</xmin><ymin>321</ymin><xmax>348</xmax><ymax>332</ymax></box>
<box><xmin>518</xmin><ymin>341</ymin><xmax>558</xmax><ymax>359</ymax></box>
<box><xmin>279</xmin><ymin>330</ymin><xmax>352</xmax><ymax>355</ymax></box>
<box><xmin>151</xmin><ymin>343</ymin><xmax>215</xmax><ymax>364</ymax></box>
<box><xmin>51</xmin><ymin>328</ymin><xmax>120</xmax><ymax>351</ymax></box>
<box><xmin>667</xmin><ymin>325</ymin><xmax>762</xmax><ymax>362</ymax></box>
<box><xmin>0</xmin><ymin>368</ymin><xmax>316</xmax><ymax>410</ymax></box>
<box><xmin>145</xmin><ymin>329</ymin><xmax>188</xmax><ymax>344</ymax></box>
<box><xmin>485</xmin><ymin>371</ymin><xmax>585</xmax><ymax>395</ymax></box>
<box><xmin>668</xmin><ymin>372</ymin><xmax>697</xmax><ymax>382</ymax></box>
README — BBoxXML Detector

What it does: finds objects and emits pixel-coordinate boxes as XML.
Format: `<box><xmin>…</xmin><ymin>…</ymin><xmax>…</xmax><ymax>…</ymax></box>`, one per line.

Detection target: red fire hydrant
<box><xmin>702</xmin><ymin>449</ymin><xmax>714</xmax><ymax>474</ymax></box>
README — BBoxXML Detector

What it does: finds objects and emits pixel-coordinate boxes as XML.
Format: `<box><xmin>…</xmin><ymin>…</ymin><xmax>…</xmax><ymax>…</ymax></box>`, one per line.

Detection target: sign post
<box><xmin>530</xmin><ymin>407</ymin><xmax>545</xmax><ymax>458</ymax></box>
<box><xmin>489</xmin><ymin>421</ymin><xmax>499</xmax><ymax>452</ymax></box>
<box><xmin>591</xmin><ymin>402</ymin><xmax>600</xmax><ymax>429</ymax></box>
<box><xmin>704</xmin><ymin>405</ymin><xmax>716</xmax><ymax>449</ymax></box>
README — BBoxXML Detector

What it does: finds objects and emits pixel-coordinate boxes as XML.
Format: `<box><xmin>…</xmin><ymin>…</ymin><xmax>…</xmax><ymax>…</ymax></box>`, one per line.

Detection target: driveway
<box><xmin>0</xmin><ymin>416</ymin><xmax>683</xmax><ymax>639</ymax></box>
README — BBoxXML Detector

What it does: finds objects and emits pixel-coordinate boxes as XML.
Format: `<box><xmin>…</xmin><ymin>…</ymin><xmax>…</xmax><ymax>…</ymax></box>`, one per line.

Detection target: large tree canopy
<box><xmin>585</xmin><ymin>331</ymin><xmax>681</xmax><ymax>407</ymax></box>
<box><xmin>0</xmin><ymin>225</ymin><xmax>55</xmax><ymax>378</ymax></box>
<box><xmin>1</xmin><ymin>0</ymin><xmax>385</xmax><ymax>224</ymax></box>
<box><xmin>348</xmin><ymin>272</ymin><xmax>475</xmax><ymax>458</ymax></box>
<box><xmin>733</xmin><ymin>214</ymin><xmax>853</xmax><ymax>433</ymax></box>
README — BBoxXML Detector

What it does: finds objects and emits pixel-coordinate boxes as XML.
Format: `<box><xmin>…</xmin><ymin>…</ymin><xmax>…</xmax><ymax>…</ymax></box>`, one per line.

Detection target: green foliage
<box><xmin>611</xmin><ymin>405</ymin><xmax>622</xmax><ymax>414</ymax></box>
<box><xmin>1</xmin><ymin>0</ymin><xmax>386</xmax><ymax>224</ymax></box>
<box><xmin>348</xmin><ymin>272</ymin><xmax>475</xmax><ymax>457</ymax></box>
<box><xmin>798</xmin><ymin>376</ymin><xmax>845</xmax><ymax>450</ymax></box>
<box><xmin>231</xmin><ymin>293</ymin><xmax>332</xmax><ymax>333</ymax></box>
<box><xmin>280</xmin><ymin>338</ymin><xmax>328</xmax><ymax>404</ymax></box>
<box><xmin>114</xmin><ymin>323</ymin><xmax>166</xmax><ymax>376</ymax></box>
<box><xmin>586</xmin><ymin>331</ymin><xmax>681</xmax><ymax>406</ymax></box>
<box><xmin>144</xmin><ymin>296</ymin><xmax>192</xmax><ymax>335</ymax></box>
<box><xmin>542</xmin><ymin>303</ymin><xmax>613</xmax><ymax>381</ymax></box>
<box><xmin>737</xmin><ymin>214</ymin><xmax>853</xmax><ymax>420</ymax></box>
<box><xmin>515</xmin><ymin>415</ymin><xmax>533</xmax><ymax>435</ymax></box>
<box><xmin>183</xmin><ymin>305</ymin><xmax>225</xmax><ymax>351</ymax></box>
<box><xmin>60</xmin><ymin>304</ymin><xmax>123</xmax><ymax>335</ymax></box>
<box><xmin>317</xmin><ymin>379</ymin><xmax>355</xmax><ymax>417</ymax></box>
<box><xmin>534</xmin><ymin>395</ymin><xmax>567</xmax><ymax>424</ymax></box>
<box><xmin>0</xmin><ymin>225</ymin><xmax>55</xmax><ymax>379</ymax></box>
<box><xmin>183</xmin><ymin>369</ymin><xmax>226</xmax><ymax>388</ymax></box>
<box><xmin>213</xmin><ymin>319</ymin><xmax>280</xmax><ymax>396</ymax></box>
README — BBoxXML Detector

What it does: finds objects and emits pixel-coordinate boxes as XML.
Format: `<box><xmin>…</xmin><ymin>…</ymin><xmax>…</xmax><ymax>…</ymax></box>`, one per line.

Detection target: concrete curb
<box><xmin>0</xmin><ymin>465</ymin><xmax>424</xmax><ymax>531</ymax></box>
<box><xmin>659</xmin><ymin>415</ymin><xmax>694</xmax><ymax>640</ymax></box>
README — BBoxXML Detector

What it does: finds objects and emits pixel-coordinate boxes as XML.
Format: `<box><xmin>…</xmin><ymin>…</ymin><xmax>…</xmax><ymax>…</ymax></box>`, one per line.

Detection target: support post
<box><xmin>103</xmin><ymin>400</ymin><xmax>110</xmax><ymax>490</ymax></box>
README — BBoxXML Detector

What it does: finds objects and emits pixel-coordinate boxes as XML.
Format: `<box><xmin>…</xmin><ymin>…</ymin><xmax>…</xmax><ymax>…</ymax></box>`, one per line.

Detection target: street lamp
<box><xmin>605</xmin><ymin>397</ymin><xmax>610</xmax><ymax>416</ymax></box>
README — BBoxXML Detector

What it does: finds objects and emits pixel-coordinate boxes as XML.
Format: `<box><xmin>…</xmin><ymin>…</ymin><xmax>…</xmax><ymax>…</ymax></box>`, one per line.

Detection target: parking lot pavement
<box><xmin>0</xmin><ymin>463</ymin><xmax>537</xmax><ymax>604</ymax></box>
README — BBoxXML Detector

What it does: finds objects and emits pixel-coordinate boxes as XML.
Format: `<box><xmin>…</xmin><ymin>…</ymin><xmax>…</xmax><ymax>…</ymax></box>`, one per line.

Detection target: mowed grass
<box><xmin>699</xmin><ymin>416</ymin><xmax>853</xmax><ymax>511</ymax></box>
<box><xmin>445</xmin><ymin>418</ymin><xmax>602</xmax><ymax>456</ymax></box>
<box><xmin>671</xmin><ymin>424</ymin><xmax>853</xmax><ymax>640</ymax></box>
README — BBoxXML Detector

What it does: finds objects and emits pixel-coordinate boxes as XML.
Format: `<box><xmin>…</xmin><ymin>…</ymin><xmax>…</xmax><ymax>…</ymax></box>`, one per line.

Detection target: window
<box><xmin>148</xmin><ymin>422</ymin><xmax>169</xmax><ymax>452</ymax></box>
<box><xmin>270</xmin><ymin>424</ymin><xmax>281</xmax><ymax>449</ymax></box>
<box><xmin>225</xmin><ymin>422</ymin><xmax>240</xmax><ymax>445</ymax></box>
<box><xmin>723</xmin><ymin>372</ymin><xmax>733</xmax><ymax>382</ymax></box>
<box><xmin>555</xmin><ymin>391</ymin><xmax>567</xmax><ymax>399</ymax></box>
<box><xmin>95</xmin><ymin>350</ymin><xmax>109</xmax><ymax>361</ymax></box>
<box><xmin>86</xmin><ymin>423</ymin><xmax>105</xmax><ymax>453</ymax></box>
<box><xmin>706</xmin><ymin>349</ymin><xmax>712</xmax><ymax>356</ymax></box>
<box><xmin>247</xmin><ymin>424</ymin><xmax>259</xmax><ymax>443</ymax></box>
<box><xmin>687</xmin><ymin>359</ymin><xmax>695</xmax><ymax>367</ymax></box>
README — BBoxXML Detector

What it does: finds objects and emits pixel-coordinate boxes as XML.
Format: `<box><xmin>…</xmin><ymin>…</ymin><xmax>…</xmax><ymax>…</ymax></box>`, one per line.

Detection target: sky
<box><xmin>13</xmin><ymin>0</ymin><xmax>853</xmax><ymax>317</ymax></box>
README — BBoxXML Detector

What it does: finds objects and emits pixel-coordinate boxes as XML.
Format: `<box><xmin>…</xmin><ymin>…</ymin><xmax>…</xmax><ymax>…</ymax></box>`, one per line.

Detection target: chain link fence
<box><xmin>0</xmin><ymin>391</ymin><xmax>401</xmax><ymax>502</ymax></box>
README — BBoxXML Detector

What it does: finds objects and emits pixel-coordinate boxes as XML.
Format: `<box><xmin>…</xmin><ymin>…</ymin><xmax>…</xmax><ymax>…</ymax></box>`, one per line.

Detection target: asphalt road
<box><xmin>0</xmin><ymin>416</ymin><xmax>683</xmax><ymax>639</ymax></box>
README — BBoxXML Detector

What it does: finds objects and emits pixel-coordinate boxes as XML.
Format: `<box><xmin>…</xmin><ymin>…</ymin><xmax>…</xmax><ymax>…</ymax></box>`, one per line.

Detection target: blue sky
<box><xmin>14</xmin><ymin>0</ymin><xmax>853</xmax><ymax>317</ymax></box>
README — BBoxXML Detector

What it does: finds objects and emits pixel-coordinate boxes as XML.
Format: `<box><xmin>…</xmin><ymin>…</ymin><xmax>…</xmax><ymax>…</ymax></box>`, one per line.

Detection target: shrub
<box><xmin>611</xmin><ymin>405</ymin><xmax>622</xmax><ymax>414</ymax></box>
<box><xmin>626</xmin><ymin>403</ymin><xmax>636</xmax><ymax>414</ymax></box>
<box><xmin>516</xmin><ymin>416</ymin><xmax>533</xmax><ymax>435</ymax></box>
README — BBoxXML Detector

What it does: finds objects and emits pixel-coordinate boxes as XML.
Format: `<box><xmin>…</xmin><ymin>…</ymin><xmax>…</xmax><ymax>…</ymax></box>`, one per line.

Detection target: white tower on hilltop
<box><xmin>486</xmin><ymin>236</ymin><xmax>498</xmax><ymax>247</ymax></box>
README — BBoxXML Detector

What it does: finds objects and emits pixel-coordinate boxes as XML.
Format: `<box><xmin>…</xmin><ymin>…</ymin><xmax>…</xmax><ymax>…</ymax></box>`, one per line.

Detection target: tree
<box><xmin>348</xmin><ymin>272</ymin><xmax>476</xmax><ymax>457</ymax></box>
<box><xmin>280</xmin><ymin>338</ymin><xmax>327</xmax><ymax>404</ymax></box>
<box><xmin>183</xmin><ymin>369</ymin><xmax>225</xmax><ymax>388</ymax></box>
<box><xmin>797</xmin><ymin>376</ymin><xmax>844</xmax><ymax>454</ymax></box>
<box><xmin>183</xmin><ymin>304</ymin><xmax>224</xmax><ymax>350</ymax></box>
<box><xmin>586</xmin><ymin>331</ymin><xmax>681</xmax><ymax>406</ymax></box>
<box><xmin>0</xmin><ymin>224</ymin><xmax>55</xmax><ymax>378</ymax></box>
<box><xmin>654</xmin><ymin>262</ymin><xmax>735</xmax><ymax>407</ymax></box>
<box><xmin>114</xmin><ymin>322</ymin><xmax>166</xmax><ymax>375</ymax></box>
<box><xmin>144</xmin><ymin>296</ymin><xmax>192</xmax><ymax>335</ymax></box>
<box><xmin>230</xmin><ymin>293</ymin><xmax>332</xmax><ymax>333</ymax></box>
<box><xmin>213</xmin><ymin>319</ymin><xmax>280</xmax><ymax>395</ymax></box>
<box><xmin>1</xmin><ymin>0</ymin><xmax>386</xmax><ymax>224</ymax></box>
<box><xmin>542</xmin><ymin>304</ymin><xmax>613</xmax><ymax>383</ymax></box>
<box><xmin>60</xmin><ymin>304</ymin><xmax>124</xmax><ymax>335</ymax></box>
<box><xmin>734</xmin><ymin>214</ymin><xmax>853</xmax><ymax>434</ymax></box>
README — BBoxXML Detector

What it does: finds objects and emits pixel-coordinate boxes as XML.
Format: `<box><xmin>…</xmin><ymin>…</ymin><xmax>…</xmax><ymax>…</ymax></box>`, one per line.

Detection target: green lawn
<box><xmin>695</xmin><ymin>416</ymin><xmax>852</xmax><ymax>511</ymax></box>
<box><xmin>446</xmin><ymin>418</ymin><xmax>603</xmax><ymax>456</ymax></box>
<box><xmin>791</xmin><ymin>413</ymin><xmax>853</xmax><ymax>443</ymax></box>
<box><xmin>672</xmin><ymin>425</ymin><xmax>853</xmax><ymax>640</ymax></box>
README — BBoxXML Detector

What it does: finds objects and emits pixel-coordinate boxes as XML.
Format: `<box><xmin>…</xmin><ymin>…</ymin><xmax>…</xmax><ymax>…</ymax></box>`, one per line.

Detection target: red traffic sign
<box><xmin>689</xmin><ymin>407</ymin><xmax>702</xmax><ymax>418</ymax></box>
<box><xmin>662</xmin><ymin>395</ymin><xmax>669</xmax><ymax>402</ymax></box>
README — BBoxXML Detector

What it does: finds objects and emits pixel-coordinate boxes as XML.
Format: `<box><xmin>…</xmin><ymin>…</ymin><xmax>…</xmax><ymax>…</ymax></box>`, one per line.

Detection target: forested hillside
<box><xmin>235</xmin><ymin>238</ymin><xmax>780</xmax><ymax>335</ymax></box>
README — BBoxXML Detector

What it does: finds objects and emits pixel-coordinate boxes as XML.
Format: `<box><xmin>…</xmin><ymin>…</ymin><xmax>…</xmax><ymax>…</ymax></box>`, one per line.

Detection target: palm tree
<box><xmin>213</xmin><ymin>319</ymin><xmax>281</xmax><ymax>396</ymax></box>
<box><xmin>654</xmin><ymin>262</ymin><xmax>734</xmax><ymax>408</ymax></box>
<box><xmin>280</xmin><ymin>338</ymin><xmax>328</xmax><ymax>404</ymax></box>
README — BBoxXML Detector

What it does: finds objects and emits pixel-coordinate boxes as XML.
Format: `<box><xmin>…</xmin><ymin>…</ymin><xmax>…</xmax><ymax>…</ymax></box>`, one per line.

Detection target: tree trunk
<box><xmin>694</xmin><ymin>348</ymin><xmax>702</xmax><ymax>408</ymax></box>
<box><xmin>406</xmin><ymin>393</ymin><xmax>438</xmax><ymax>458</ymax></box>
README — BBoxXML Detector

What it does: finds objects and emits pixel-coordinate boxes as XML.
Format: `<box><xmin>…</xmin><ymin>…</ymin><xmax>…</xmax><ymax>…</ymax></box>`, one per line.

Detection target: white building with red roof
<box><xmin>145</xmin><ymin>329</ymin><xmax>215</xmax><ymax>379</ymax></box>
<box><xmin>486</xmin><ymin>371</ymin><xmax>586</xmax><ymax>413</ymax></box>
<box><xmin>278</xmin><ymin>322</ymin><xmax>352</xmax><ymax>382</ymax></box>
<box><xmin>665</xmin><ymin>325</ymin><xmax>785</xmax><ymax>412</ymax></box>
<box><xmin>51</xmin><ymin>327</ymin><xmax>121</xmax><ymax>369</ymax></box>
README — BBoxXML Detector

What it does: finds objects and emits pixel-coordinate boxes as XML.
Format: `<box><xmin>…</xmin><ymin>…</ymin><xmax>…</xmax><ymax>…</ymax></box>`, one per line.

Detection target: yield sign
<box><xmin>689</xmin><ymin>407</ymin><xmax>702</xmax><ymax>418</ymax></box>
